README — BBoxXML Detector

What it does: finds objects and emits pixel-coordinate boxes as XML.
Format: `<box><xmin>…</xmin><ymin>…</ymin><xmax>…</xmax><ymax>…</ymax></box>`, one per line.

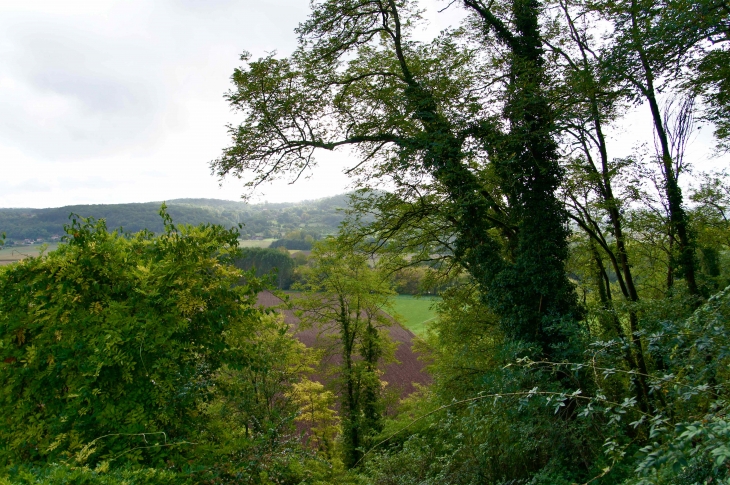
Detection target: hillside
<box><xmin>0</xmin><ymin>194</ymin><xmax>351</xmax><ymax>244</ymax></box>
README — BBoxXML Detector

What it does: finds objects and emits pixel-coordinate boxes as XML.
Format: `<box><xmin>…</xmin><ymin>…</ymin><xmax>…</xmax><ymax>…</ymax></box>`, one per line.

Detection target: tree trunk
<box><xmin>630</xmin><ymin>0</ymin><xmax>699</xmax><ymax>298</ymax></box>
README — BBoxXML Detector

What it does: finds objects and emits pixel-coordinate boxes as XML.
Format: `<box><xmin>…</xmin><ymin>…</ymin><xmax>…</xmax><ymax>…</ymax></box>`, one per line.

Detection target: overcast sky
<box><xmin>0</xmin><ymin>1</ymin><xmax>725</xmax><ymax>209</ymax></box>
<box><xmin>0</xmin><ymin>0</ymin><xmax>357</xmax><ymax>208</ymax></box>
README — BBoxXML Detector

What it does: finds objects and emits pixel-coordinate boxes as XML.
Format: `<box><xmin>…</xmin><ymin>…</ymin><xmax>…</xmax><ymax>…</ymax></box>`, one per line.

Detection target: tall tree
<box><xmin>545</xmin><ymin>0</ymin><xmax>651</xmax><ymax>409</ymax></box>
<box><xmin>460</xmin><ymin>0</ymin><xmax>581</xmax><ymax>350</ymax></box>
<box><xmin>294</xmin><ymin>238</ymin><xmax>395</xmax><ymax>468</ymax></box>
<box><xmin>596</xmin><ymin>0</ymin><xmax>701</xmax><ymax>296</ymax></box>
<box><xmin>213</xmin><ymin>0</ymin><xmax>579</xmax><ymax>355</ymax></box>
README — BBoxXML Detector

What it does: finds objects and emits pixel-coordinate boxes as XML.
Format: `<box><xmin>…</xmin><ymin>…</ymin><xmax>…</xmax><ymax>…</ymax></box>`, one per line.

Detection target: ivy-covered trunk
<box><xmin>464</xmin><ymin>0</ymin><xmax>580</xmax><ymax>354</ymax></box>
<box><xmin>338</xmin><ymin>296</ymin><xmax>361</xmax><ymax>468</ymax></box>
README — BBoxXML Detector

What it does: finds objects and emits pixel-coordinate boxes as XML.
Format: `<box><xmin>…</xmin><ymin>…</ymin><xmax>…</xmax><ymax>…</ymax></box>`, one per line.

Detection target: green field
<box><xmin>0</xmin><ymin>243</ymin><xmax>60</xmax><ymax>265</ymax></box>
<box><xmin>389</xmin><ymin>295</ymin><xmax>439</xmax><ymax>337</ymax></box>
<box><xmin>238</xmin><ymin>238</ymin><xmax>276</xmax><ymax>248</ymax></box>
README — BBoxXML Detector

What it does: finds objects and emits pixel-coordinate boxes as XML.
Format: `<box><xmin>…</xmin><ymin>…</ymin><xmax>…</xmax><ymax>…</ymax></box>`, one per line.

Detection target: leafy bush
<box><xmin>0</xmin><ymin>211</ymin><xmax>263</xmax><ymax>467</ymax></box>
<box><xmin>0</xmin><ymin>464</ymin><xmax>190</xmax><ymax>485</ymax></box>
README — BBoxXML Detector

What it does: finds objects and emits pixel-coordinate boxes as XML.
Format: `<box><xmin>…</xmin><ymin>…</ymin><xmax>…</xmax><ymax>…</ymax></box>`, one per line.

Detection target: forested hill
<box><xmin>0</xmin><ymin>194</ymin><xmax>351</xmax><ymax>242</ymax></box>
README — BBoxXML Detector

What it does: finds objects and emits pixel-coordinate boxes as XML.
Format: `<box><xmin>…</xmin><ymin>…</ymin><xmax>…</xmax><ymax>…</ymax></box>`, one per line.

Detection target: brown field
<box><xmin>257</xmin><ymin>291</ymin><xmax>431</xmax><ymax>400</ymax></box>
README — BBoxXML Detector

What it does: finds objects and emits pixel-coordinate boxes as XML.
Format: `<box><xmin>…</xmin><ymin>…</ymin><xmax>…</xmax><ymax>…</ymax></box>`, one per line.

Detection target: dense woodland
<box><xmin>0</xmin><ymin>195</ymin><xmax>349</xmax><ymax>243</ymax></box>
<box><xmin>2</xmin><ymin>0</ymin><xmax>730</xmax><ymax>484</ymax></box>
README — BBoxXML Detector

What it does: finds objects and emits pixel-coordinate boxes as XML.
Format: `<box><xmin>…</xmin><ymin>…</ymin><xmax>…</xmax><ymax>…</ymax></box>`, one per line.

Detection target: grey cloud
<box><xmin>0</xmin><ymin>0</ymin><xmax>340</xmax><ymax>208</ymax></box>
<box><xmin>0</xmin><ymin>0</ymin><xmax>310</xmax><ymax>160</ymax></box>
<box><xmin>30</xmin><ymin>69</ymin><xmax>151</xmax><ymax>115</ymax></box>
<box><xmin>171</xmin><ymin>0</ymin><xmax>238</xmax><ymax>12</ymax></box>
<box><xmin>7</xmin><ymin>23</ymin><xmax>163</xmax><ymax>112</ymax></box>
<box><xmin>3</xmin><ymin>179</ymin><xmax>53</xmax><ymax>193</ymax></box>
<box><xmin>0</xmin><ymin>17</ymin><xmax>165</xmax><ymax>159</ymax></box>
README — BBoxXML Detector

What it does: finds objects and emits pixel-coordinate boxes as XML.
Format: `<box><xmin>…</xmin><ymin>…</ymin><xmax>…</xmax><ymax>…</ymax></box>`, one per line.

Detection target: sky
<box><xmin>0</xmin><ymin>0</ymin><xmax>354</xmax><ymax>208</ymax></box>
<box><xmin>0</xmin><ymin>1</ymin><xmax>725</xmax><ymax>209</ymax></box>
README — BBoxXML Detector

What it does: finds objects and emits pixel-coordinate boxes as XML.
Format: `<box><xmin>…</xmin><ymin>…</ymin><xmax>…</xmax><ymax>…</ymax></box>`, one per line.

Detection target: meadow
<box><xmin>238</xmin><ymin>238</ymin><xmax>277</xmax><ymax>248</ymax></box>
<box><xmin>0</xmin><ymin>243</ymin><xmax>59</xmax><ymax>266</ymax></box>
<box><xmin>389</xmin><ymin>295</ymin><xmax>439</xmax><ymax>337</ymax></box>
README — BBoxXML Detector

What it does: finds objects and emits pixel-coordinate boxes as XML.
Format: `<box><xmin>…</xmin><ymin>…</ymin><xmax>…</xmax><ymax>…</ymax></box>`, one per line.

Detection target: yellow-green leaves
<box><xmin>0</xmin><ymin>214</ymin><xmax>262</xmax><ymax>467</ymax></box>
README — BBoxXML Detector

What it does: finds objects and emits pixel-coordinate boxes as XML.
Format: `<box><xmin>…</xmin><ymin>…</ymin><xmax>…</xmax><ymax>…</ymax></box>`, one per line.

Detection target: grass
<box><xmin>389</xmin><ymin>295</ymin><xmax>439</xmax><ymax>337</ymax></box>
<box><xmin>238</xmin><ymin>239</ymin><xmax>276</xmax><ymax>248</ymax></box>
<box><xmin>0</xmin><ymin>243</ymin><xmax>60</xmax><ymax>266</ymax></box>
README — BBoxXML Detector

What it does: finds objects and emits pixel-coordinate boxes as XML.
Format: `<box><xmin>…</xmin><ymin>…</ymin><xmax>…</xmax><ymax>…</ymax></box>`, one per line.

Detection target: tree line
<box><xmin>0</xmin><ymin>196</ymin><xmax>349</xmax><ymax>242</ymax></box>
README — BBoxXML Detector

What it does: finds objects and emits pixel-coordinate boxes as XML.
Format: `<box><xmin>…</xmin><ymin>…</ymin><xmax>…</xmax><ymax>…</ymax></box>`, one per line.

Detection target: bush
<box><xmin>0</xmin><ymin>464</ymin><xmax>190</xmax><ymax>485</ymax></box>
<box><xmin>0</xmin><ymin>211</ymin><xmax>263</xmax><ymax>467</ymax></box>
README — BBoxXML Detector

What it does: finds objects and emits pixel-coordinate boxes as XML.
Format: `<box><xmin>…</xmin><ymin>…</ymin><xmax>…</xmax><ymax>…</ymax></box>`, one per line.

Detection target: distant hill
<box><xmin>0</xmin><ymin>195</ymin><xmax>352</xmax><ymax>244</ymax></box>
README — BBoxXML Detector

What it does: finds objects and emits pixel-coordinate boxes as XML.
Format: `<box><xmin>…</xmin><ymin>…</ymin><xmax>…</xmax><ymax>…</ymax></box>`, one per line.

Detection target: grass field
<box><xmin>238</xmin><ymin>239</ymin><xmax>276</xmax><ymax>248</ymax></box>
<box><xmin>0</xmin><ymin>243</ymin><xmax>60</xmax><ymax>266</ymax></box>
<box><xmin>389</xmin><ymin>295</ymin><xmax>439</xmax><ymax>337</ymax></box>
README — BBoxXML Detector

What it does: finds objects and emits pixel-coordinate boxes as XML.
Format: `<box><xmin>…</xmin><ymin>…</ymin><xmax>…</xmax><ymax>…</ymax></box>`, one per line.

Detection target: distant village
<box><xmin>4</xmin><ymin>235</ymin><xmax>61</xmax><ymax>247</ymax></box>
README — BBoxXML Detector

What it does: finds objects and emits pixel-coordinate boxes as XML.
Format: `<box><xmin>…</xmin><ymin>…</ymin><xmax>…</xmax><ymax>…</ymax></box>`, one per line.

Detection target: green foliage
<box><xmin>270</xmin><ymin>239</ymin><xmax>313</xmax><ymax>251</ymax></box>
<box><xmin>361</xmin><ymin>283</ymin><xmax>571</xmax><ymax>483</ymax></box>
<box><xmin>270</xmin><ymin>229</ymin><xmax>318</xmax><ymax>251</ymax></box>
<box><xmin>391</xmin><ymin>267</ymin><xmax>424</xmax><ymax>296</ymax></box>
<box><xmin>0</xmin><ymin>195</ymin><xmax>348</xmax><ymax>242</ymax></box>
<box><xmin>214</xmin><ymin>0</ymin><xmax>581</xmax><ymax>358</ymax></box>
<box><xmin>690</xmin><ymin>171</ymin><xmax>730</xmax><ymax>293</ymax></box>
<box><xmin>295</xmin><ymin>238</ymin><xmax>397</xmax><ymax>468</ymax></box>
<box><xmin>360</xmin><ymin>279</ymin><xmax>730</xmax><ymax>484</ymax></box>
<box><xmin>197</xmin><ymin>312</ymin><xmax>317</xmax><ymax>482</ymax></box>
<box><xmin>1</xmin><ymin>464</ymin><xmax>190</xmax><ymax>485</ymax></box>
<box><xmin>617</xmin><ymin>286</ymin><xmax>730</xmax><ymax>483</ymax></box>
<box><xmin>289</xmin><ymin>378</ymin><xmax>341</xmax><ymax>460</ymax></box>
<box><xmin>0</xmin><ymin>212</ymin><xmax>262</xmax><ymax>467</ymax></box>
<box><xmin>694</xmin><ymin>47</ymin><xmax>730</xmax><ymax>150</ymax></box>
<box><xmin>233</xmin><ymin>247</ymin><xmax>296</xmax><ymax>289</ymax></box>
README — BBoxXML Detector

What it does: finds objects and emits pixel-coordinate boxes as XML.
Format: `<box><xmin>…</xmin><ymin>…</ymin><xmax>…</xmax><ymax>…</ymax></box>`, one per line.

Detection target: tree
<box><xmin>289</xmin><ymin>378</ymin><xmax>341</xmax><ymax>459</ymax></box>
<box><xmin>690</xmin><ymin>170</ymin><xmax>730</xmax><ymax>292</ymax></box>
<box><xmin>233</xmin><ymin>247</ymin><xmax>296</xmax><ymax>289</ymax></box>
<box><xmin>294</xmin><ymin>237</ymin><xmax>396</xmax><ymax>468</ymax></box>
<box><xmin>648</xmin><ymin>0</ymin><xmax>730</xmax><ymax>151</ymax></box>
<box><xmin>591</xmin><ymin>0</ymin><xmax>703</xmax><ymax>297</ymax></box>
<box><xmin>543</xmin><ymin>0</ymin><xmax>652</xmax><ymax>410</ymax></box>
<box><xmin>200</xmin><ymin>312</ymin><xmax>315</xmax><ymax>483</ymax></box>
<box><xmin>213</xmin><ymin>0</ymin><xmax>580</xmax><ymax>356</ymax></box>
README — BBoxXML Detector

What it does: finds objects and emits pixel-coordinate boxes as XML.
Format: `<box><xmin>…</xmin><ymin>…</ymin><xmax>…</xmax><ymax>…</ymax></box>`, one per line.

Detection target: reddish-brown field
<box><xmin>256</xmin><ymin>291</ymin><xmax>431</xmax><ymax>400</ymax></box>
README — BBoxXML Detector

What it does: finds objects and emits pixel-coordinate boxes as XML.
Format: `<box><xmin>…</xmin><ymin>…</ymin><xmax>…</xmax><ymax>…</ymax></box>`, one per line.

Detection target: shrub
<box><xmin>0</xmin><ymin>211</ymin><xmax>262</xmax><ymax>467</ymax></box>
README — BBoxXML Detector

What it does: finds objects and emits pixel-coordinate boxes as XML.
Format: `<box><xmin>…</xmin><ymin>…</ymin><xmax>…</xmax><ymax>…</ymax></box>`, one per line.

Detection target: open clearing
<box><xmin>0</xmin><ymin>243</ymin><xmax>60</xmax><ymax>266</ymax></box>
<box><xmin>389</xmin><ymin>295</ymin><xmax>439</xmax><ymax>337</ymax></box>
<box><xmin>238</xmin><ymin>239</ymin><xmax>276</xmax><ymax>248</ymax></box>
<box><xmin>1</xmin><ymin>239</ymin><xmax>278</xmax><ymax>265</ymax></box>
